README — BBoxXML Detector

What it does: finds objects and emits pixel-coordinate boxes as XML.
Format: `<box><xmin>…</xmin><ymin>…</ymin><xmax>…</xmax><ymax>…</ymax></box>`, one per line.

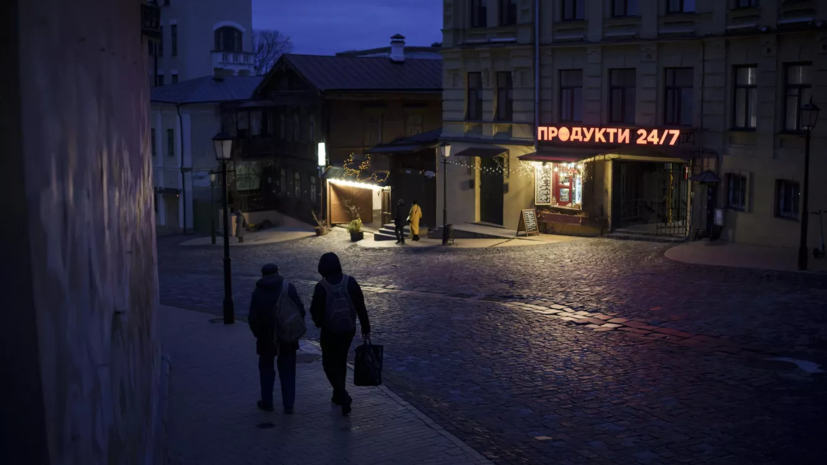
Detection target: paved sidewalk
<box><xmin>666</xmin><ymin>240</ymin><xmax>827</xmax><ymax>273</ymax></box>
<box><xmin>161</xmin><ymin>305</ymin><xmax>491</xmax><ymax>465</ymax></box>
<box><xmin>179</xmin><ymin>226</ymin><xmax>316</xmax><ymax>248</ymax></box>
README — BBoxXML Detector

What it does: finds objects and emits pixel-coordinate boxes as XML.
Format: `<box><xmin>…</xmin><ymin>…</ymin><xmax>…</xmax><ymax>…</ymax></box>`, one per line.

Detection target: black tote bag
<box><xmin>354</xmin><ymin>338</ymin><xmax>383</xmax><ymax>387</ymax></box>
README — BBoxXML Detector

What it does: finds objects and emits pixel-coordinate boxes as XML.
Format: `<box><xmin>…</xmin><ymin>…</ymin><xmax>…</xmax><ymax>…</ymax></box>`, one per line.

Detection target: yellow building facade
<box><xmin>440</xmin><ymin>0</ymin><xmax>827</xmax><ymax>249</ymax></box>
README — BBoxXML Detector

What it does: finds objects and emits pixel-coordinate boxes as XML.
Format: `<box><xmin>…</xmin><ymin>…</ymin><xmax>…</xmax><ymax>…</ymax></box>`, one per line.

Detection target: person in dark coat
<box><xmin>310</xmin><ymin>253</ymin><xmax>371</xmax><ymax>415</ymax></box>
<box><xmin>248</xmin><ymin>263</ymin><xmax>305</xmax><ymax>414</ymax></box>
<box><xmin>394</xmin><ymin>198</ymin><xmax>407</xmax><ymax>244</ymax></box>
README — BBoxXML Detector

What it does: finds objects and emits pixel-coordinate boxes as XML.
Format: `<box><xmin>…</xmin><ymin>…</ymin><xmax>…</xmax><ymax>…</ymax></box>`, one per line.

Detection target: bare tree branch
<box><xmin>252</xmin><ymin>29</ymin><xmax>293</xmax><ymax>75</ymax></box>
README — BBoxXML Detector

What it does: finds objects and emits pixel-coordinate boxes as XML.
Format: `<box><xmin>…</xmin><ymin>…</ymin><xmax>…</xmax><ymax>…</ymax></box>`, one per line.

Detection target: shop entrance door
<box><xmin>618</xmin><ymin>162</ymin><xmax>687</xmax><ymax>236</ymax></box>
<box><xmin>479</xmin><ymin>157</ymin><xmax>504</xmax><ymax>225</ymax></box>
<box><xmin>656</xmin><ymin>164</ymin><xmax>688</xmax><ymax>237</ymax></box>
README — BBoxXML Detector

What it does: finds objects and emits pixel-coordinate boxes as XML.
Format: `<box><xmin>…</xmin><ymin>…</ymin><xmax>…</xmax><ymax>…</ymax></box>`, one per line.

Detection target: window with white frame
<box><xmin>364</xmin><ymin>115</ymin><xmax>383</xmax><ymax>146</ymax></box>
<box><xmin>726</xmin><ymin>173</ymin><xmax>747</xmax><ymax>211</ymax></box>
<box><xmin>467</xmin><ymin>72</ymin><xmax>483</xmax><ymax>120</ymax></box>
<box><xmin>612</xmin><ymin>0</ymin><xmax>639</xmax><ymax>17</ymax></box>
<box><xmin>497</xmin><ymin>71</ymin><xmax>513</xmax><ymax>121</ymax></box>
<box><xmin>560</xmin><ymin>70</ymin><xmax>583</xmax><ymax>122</ymax></box>
<box><xmin>664</xmin><ymin>68</ymin><xmax>693</xmax><ymax>126</ymax></box>
<box><xmin>470</xmin><ymin>0</ymin><xmax>487</xmax><ymax>28</ymax></box>
<box><xmin>667</xmin><ymin>0</ymin><xmax>695</xmax><ymax>13</ymax></box>
<box><xmin>784</xmin><ymin>63</ymin><xmax>812</xmax><ymax>131</ymax></box>
<box><xmin>734</xmin><ymin>0</ymin><xmax>758</xmax><ymax>8</ymax></box>
<box><xmin>561</xmin><ymin>0</ymin><xmax>585</xmax><ymax>21</ymax></box>
<box><xmin>406</xmin><ymin>114</ymin><xmax>423</xmax><ymax>136</ymax></box>
<box><xmin>733</xmin><ymin>66</ymin><xmax>757</xmax><ymax>129</ymax></box>
<box><xmin>499</xmin><ymin>0</ymin><xmax>517</xmax><ymax>26</ymax></box>
<box><xmin>609</xmin><ymin>69</ymin><xmax>636</xmax><ymax>124</ymax></box>
<box><xmin>775</xmin><ymin>179</ymin><xmax>800</xmax><ymax>220</ymax></box>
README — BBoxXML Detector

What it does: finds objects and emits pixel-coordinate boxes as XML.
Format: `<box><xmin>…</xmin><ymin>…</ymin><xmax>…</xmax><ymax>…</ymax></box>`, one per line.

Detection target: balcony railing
<box><xmin>212</xmin><ymin>51</ymin><xmax>255</xmax><ymax>66</ymax></box>
<box><xmin>141</xmin><ymin>2</ymin><xmax>161</xmax><ymax>39</ymax></box>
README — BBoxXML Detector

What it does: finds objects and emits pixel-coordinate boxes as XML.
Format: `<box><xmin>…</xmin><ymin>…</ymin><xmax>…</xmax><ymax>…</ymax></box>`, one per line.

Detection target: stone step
<box><xmin>614</xmin><ymin>227</ymin><xmax>686</xmax><ymax>237</ymax></box>
<box><xmin>604</xmin><ymin>233</ymin><xmax>686</xmax><ymax>244</ymax></box>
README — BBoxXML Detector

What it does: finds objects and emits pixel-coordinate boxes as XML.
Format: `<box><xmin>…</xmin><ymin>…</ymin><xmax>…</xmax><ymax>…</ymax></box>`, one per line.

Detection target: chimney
<box><xmin>390</xmin><ymin>34</ymin><xmax>405</xmax><ymax>63</ymax></box>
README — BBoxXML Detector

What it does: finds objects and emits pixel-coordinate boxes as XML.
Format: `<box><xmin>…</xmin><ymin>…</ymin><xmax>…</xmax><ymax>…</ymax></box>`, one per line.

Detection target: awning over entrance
<box><xmin>366</xmin><ymin>128</ymin><xmax>442</xmax><ymax>154</ymax></box>
<box><xmin>519</xmin><ymin>147</ymin><xmax>607</xmax><ymax>163</ymax></box>
<box><xmin>610</xmin><ymin>145</ymin><xmax>692</xmax><ymax>161</ymax></box>
<box><xmin>453</xmin><ymin>147</ymin><xmax>508</xmax><ymax>158</ymax></box>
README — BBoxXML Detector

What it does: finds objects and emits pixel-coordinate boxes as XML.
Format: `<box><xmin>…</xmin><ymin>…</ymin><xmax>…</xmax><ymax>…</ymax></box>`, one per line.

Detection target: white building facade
<box><xmin>149</xmin><ymin>0</ymin><xmax>254</xmax><ymax>87</ymax></box>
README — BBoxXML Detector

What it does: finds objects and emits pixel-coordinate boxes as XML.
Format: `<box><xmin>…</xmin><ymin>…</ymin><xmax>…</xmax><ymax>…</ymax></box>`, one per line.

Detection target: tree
<box><xmin>252</xmin><ymin>29</ymin><xmax>293</xmax><ymax>75</ymax></box>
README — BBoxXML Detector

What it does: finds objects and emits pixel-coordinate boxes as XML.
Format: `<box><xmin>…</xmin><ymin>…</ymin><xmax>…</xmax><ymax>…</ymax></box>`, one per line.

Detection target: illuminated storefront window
<box><xmin>534</xmin><ymin>162</ymin><xmax>584</xmax><ymax>209</ymax></box>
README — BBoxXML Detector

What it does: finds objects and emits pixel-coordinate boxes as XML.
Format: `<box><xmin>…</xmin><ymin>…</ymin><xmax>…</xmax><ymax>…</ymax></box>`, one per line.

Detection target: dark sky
<box><xmin>252</xmin><ymin>0</ymin><xmax>443</xmax><ymax>55</ymax></box>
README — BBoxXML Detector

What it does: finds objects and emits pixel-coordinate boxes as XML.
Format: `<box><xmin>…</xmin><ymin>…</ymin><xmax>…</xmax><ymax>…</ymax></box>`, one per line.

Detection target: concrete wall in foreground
<box><xmin>3</xmin><ymin>0</ymin><xmax>165</xmax><ymax>463</ymax></box>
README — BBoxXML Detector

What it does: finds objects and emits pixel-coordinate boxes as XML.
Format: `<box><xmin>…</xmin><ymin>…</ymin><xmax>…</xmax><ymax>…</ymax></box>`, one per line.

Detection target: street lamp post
<box><xmin>798</xmin><ymin>99</ymin><xmax>820</xmax><ymax>271</ymax></box>
<box><xmin>440</xmin><ymin>141</ymin><xmax>452</xmax><ymax>245</ymax></box>
<box><xmin>210</xmin><ymin>172</ymin><xmax>217</xmax><ymax>245</ymax></box>
<box><xmin>213</xmin><ymin>132</ymin><xmax>235</xmax><ymax>324</ymax></box>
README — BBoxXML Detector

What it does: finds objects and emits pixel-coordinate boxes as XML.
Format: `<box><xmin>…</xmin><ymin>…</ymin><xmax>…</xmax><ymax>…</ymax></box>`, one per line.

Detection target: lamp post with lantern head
<box><xmin>798</xmin><ymin>98</ymin><xmax>820</xmax><ymax>271</ymax></box>
<box><xmin>210</xmin><ymin>171</ymin><xmax>217</xmax><ymax>245</ymax></box>
<box><xmin>213</xmin><ymin>132</ymin><xmax>235</xmax><ymax>324</ymax></box>
<box><xmin>440</xmin><ymin>141</ymin><xmax>452</xmax><ymax>245</ymax></box>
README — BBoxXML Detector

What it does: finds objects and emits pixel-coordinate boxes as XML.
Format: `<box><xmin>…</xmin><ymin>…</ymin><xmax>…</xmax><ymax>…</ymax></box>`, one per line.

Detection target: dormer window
<box><xmin>215</xmin><ymin>26</ymin><xmax>242</xmax><ymax>52</ymax></box>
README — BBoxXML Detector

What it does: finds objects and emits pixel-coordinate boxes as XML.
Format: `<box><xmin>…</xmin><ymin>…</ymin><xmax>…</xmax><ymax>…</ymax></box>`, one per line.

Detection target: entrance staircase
<box><xmin>374</xmin><ymin>223</ymin><xmax>419</xmax><ymax>241</ymax></box>
<box><xmin>604</xmin><ymin>227</ymin><xmax>686</xmax><ymax>244</ymax></box>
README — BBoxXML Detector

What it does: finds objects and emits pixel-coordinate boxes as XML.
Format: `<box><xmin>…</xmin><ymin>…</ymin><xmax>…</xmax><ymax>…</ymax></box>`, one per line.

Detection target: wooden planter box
<box><xmin>538</xmin><ymin>212</ymin><xmax>583</xmax><ymax>225</ymax></box>
<box><xmin>538</xmin><ymin>212</ymin><xmax>601</xmax><ymax>237</ymax></box>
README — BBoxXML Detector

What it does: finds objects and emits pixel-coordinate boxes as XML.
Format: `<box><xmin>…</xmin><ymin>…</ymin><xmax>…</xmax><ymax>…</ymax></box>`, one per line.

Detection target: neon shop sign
<box><xmin>537</xmin><ymin>126</ymin><xmax>683</xmax><ymax>146</ymax></box>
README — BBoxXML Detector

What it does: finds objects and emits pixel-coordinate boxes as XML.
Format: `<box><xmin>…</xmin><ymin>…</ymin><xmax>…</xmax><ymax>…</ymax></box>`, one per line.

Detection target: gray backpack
<box><xmin>274</xmin><ymin>281</ymin><xmax>306</xmax><ymax>344</ymax></box>
<box><xmin>320</xmin><ymin>275</ymin><xmax>357</xmax><ymax>334</ymax></box>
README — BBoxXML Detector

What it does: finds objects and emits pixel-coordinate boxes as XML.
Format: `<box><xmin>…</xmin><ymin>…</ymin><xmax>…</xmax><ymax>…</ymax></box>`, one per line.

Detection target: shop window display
<box><xmin>535</xmin><ymin>163</ymin><xmax>583</xmax><ymax>210</ymax></box>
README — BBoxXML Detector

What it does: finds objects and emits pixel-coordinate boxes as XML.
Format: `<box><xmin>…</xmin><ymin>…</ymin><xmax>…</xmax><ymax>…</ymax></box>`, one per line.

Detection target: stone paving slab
<box><xmin>161</xmin><ymin>305</ymin><xmax>491</xmax><ymax>465</ymax></box>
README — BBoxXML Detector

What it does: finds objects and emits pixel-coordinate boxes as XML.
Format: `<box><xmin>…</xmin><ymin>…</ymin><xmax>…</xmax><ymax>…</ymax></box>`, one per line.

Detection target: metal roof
<box><xmin>283</xmin><ymin>54</ymin><xmax>442</xmax><ymax>91</ymax></box>
<box><xmin>151</xmin><ymin>76</ymin><xmax>264</xmax><ymax>104</ymax></box>
<box><xmin>453</xmin><ymin>147</ymin><xmax>509</xmax><ymax>158</ymax></box>
<box><xmin>366</xmin><ymin>128</ymin><xmax>442</xmax><ymax>154</ymax></box>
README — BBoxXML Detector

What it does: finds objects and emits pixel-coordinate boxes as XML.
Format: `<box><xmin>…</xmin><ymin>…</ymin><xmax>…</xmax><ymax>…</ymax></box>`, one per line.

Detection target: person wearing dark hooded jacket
<box><xmin>310</xmin><ymin>252</ymin><xmax>370</xmax><ymax>415</ymax></box>
<box><xmin>248</xmin><ymin>263</ymin><xmax>305</xmax><ymax>414</ymax></box>
<box><xmin>394</xmin><ymin>198</ymin><xmax>407</xmax><ymax>244</ymax></box>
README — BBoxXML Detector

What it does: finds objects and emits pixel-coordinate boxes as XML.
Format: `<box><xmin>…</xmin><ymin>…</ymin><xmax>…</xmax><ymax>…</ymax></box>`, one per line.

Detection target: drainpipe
<box><xmin>533</xmin><ymin>0</ymin><xmax>540</xmax><ymax>150</ymax></box>
<box><xmin>177</xmin><ymin>104</ymin><xmax>187</xmax><ymax>234</ymax></box>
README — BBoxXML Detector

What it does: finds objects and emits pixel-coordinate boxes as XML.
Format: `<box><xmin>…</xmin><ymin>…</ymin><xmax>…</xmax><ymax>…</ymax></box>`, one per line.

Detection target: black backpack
<box><xmin>320</xmin><ymin>275</ymin><xmax>357</xmax><ymax>334</ymax></box>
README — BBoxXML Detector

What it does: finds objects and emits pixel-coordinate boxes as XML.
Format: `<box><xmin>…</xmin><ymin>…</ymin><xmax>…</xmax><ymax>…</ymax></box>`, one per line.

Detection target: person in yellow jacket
<box><xmin>407</xmin><ymin>200</ymin><xmax>423</xmax><ymax>241</ymax></box>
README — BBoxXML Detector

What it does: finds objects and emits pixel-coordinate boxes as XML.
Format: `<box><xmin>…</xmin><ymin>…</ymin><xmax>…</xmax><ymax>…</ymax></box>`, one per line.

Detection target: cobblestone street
<box><xmin>159</xmin><ymin>231</ymin><xmax>827</xmax><ymax>464</ymax></box>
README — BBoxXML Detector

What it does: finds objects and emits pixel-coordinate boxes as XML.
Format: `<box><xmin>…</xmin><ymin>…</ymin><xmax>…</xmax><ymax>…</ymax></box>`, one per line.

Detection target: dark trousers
<box><xmin>394</xmin><ymin>224</ymin><xmax>405</xmax><ymax>243</ymax></box>
<box><xmin>259</xmin><ymin>346</ymin><xmax>297</xmax><ymax>410</ymax></box>
<box><xmin>320</xmin><ymin>330</ymin><xmax>355</xmax><ymax>402</ymax></box>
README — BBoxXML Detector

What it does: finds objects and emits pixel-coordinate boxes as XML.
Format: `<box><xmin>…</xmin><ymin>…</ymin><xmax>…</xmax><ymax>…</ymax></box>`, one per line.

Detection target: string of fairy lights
<box><xmin>444</xmin><ymin>159</ymin><xmax>585</xmax><ymax>179</ymax></box>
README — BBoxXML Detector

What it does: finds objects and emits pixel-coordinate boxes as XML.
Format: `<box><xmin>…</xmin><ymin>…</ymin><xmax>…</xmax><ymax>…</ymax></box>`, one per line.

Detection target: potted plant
<box><xmin>346</xmin><ymin>218</ymin><xmax>363</xmax><ymax>242</ymax></box>
<box><xmin>312</xmin><ymin>210</ymin><xmax>329</xmax><ymax>236</ymax></box>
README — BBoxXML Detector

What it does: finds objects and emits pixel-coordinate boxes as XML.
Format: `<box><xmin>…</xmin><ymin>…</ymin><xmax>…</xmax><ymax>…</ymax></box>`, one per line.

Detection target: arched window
<box><xmin>292</xmin><ymin>115</ymin><xmax>300</xmax><ymax>141</ymax></box>
<box><xmin>294</xmin><ymin>172</ymin><xmax>301</xmax><ymax>199</ymax></box>
<box><xmin>214</xmin><ymin>26</ymin><xmax>242</xmax><ymax>52</ymax></box>
<box><xmin>310</xmin><ymin>176</ymin><xmax>317</xmax><ymax>204</ymax></box>
<box><xmin>279</xmin><ymin>168</ymin><xmax>286</xmax><ymax>195</ymax></box>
